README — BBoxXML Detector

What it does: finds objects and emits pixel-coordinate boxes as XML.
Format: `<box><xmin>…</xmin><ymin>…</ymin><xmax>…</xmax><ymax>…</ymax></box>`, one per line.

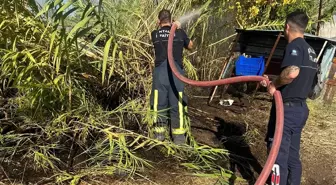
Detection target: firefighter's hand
<box><xmin>260</xmin><ymin>75</ymin><xmax>276</xmax><ymax>95</ymax></box>
<box><xmin>174</xmin><ymin>21</ymin><xmax>181</xmax><ymax>29</ymax></box>
<box><xmin>260</xmin><ymin>75</ymin><xmax>269</xmax><ymax>87</ymax></box>
<box><xmin>268</xmin><ymin>82</ymin><xmax>276</xmax><ymax>96</ymax></box>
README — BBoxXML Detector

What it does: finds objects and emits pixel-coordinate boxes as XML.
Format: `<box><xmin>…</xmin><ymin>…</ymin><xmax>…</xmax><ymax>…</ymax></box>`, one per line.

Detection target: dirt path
<box><xmin>188</xmin><ymin>89</ymin><xmax>336</xmax><ymax>185</ymax></box>
<box><xmin>301</xmin><ymin>101</ymin><xmax>336</xmax><ymax>185</ymax></box>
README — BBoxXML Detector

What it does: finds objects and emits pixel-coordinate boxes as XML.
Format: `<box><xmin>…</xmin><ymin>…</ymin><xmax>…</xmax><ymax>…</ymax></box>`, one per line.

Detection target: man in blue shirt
<box><xmin>262</xmin><ymin>10</ymin><xmax>318</xmax><ymax>185</ymax></box>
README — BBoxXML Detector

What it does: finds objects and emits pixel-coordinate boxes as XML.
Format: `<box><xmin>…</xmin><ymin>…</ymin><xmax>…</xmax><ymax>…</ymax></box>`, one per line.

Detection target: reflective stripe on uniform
<box><xmin>172</xmin><ymin>128</ymin><xmax>186</xmax><ymax>135</ymax></box>
<box><xmin>172</xmin><ymin>92</ymin><xmax>186</xmax><ymax>135</ymax></box>
<box><xmin>154</xmin><ymin>126</ymin><xmax>166</xmax><ymax>133</ymax></box>
<box><xmin>178</xmin><ymin>92</ymin><xmax>184</xmax><ymax>130</ymax></box>
<box><xmin>153</xmin><ymin>90</ymin><xmax>158</xmax><ymax>123</ymax></box>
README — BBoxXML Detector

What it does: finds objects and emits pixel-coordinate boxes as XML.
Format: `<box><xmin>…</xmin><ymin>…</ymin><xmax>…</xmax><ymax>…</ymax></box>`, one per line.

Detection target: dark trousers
<box><xmin>150</xmin><ymin>60</ymin><xmax>188</xmax><ymax>135</ymax></box>
<box><xmin>266</xmin><ymin>101</ymin><xmax>309</xmax><ymax>185</ymax></box>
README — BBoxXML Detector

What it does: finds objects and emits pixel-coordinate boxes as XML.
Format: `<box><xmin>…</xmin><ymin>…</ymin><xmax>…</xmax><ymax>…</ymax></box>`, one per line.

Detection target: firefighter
<box><xmin>261</xmin><ymin>11</ymin><xmax>318</xmax><ymax>185</ymax></box>
<box><xmin>150</xmin><ymin>9</ymin><xmax>193</xmax><ymax>145</ymax></box>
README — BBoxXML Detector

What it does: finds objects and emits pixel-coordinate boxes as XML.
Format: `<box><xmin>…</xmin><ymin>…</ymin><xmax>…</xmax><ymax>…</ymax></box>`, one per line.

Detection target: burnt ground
<box><xmin>108</xmin><ymin>85</ymin><xmax>336</xmax><ymax>185</ymax></box>
<box><xmin>1</xmin><ymin>85</ymin><xmax>335</xmax><ymax>185</ymax></box>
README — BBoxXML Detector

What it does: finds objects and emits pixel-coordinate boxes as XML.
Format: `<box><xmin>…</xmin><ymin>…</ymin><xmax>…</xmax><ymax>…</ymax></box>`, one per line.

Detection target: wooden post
<box><xmin>324</xmin><ymin>80</ymin><xmax>336</xmax><ymax>104</ymax></box>
<box><xmin>208</xmin><ymin>33</ymin><xmax>241</xmax><ymax>104</ymax></box>
<box><xmin>253</xmin><ymin>32</ymin><xmax>282</xmax><ymax>95</ymax></box>
<box><xmin>317</xmin><ymin>41</ymin><xmax>328</xmax><ymax>61</ymax></box>
<box><xmin>328</xmin><ymin>58</ymin><xmax>336</xmax><ymax>79</ymax></box>
<box><xmin>324</xmin><ymin>59</ymin><xmax>336</xmax><ymax>104</ymax></box>
<box><xmin>317</xmin><ymin>0</ymin><xmax>323</xmax><ymax>36</ymax></box>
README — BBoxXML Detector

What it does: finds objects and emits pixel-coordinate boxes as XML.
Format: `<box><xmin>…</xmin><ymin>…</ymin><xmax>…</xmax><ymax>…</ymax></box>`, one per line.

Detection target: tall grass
<box><xmin>0</xmin><ymin>0</ymin><xmax>229</xmax><ymax>183</ymax></box>
<box><xmin>0</xmin><ymin>0</ymin><xmax>335</xmax><ymax>184</ymax></box>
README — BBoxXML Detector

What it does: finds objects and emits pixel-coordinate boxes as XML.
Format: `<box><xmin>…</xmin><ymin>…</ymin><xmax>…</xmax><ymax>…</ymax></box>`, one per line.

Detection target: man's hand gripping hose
<box><xmin>168</xmin><ymin>22</ymin><xmax>284</xmax><ymax>185</ymax></box>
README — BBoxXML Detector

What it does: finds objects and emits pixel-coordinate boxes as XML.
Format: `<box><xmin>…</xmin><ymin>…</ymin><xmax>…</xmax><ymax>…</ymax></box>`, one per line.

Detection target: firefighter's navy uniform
<box><xmin>150</xmin><ymin>26</ymin><xmax>191</xmax><ymax>144</ymax></box>
<box><xmin>266</xmin><ymin>37</ymin><xmax>318</xmax><ymax>185</ymax></box>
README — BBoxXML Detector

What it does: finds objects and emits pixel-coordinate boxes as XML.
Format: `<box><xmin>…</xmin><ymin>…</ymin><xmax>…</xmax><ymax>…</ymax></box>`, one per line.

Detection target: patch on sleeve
<box><xmin>290</xmin><ymin>49</ymin><xmax>298</xmax><ymax>56</ymax></box>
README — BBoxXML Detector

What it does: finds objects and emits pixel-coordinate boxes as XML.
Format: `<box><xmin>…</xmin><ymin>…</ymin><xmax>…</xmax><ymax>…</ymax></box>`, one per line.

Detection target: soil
<box><xmin>111</xmin><ymin>85</ymin><xmax>335</xmax><ymax>185</ymax></box>
<box><xmin>95</xmin><ymin>85</ymin><xmax>336</xmax><ymax>185</ymax></box>
<box><xmin>1</xmin><ymin>85</ymin><xmax>335</xmax><ymax>185</ymax></box>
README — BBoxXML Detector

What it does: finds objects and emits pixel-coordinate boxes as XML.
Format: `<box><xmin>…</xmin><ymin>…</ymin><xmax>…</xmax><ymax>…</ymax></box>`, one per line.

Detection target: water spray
<box><xmin>177</xmin><ymin>9</ymin><xmax>203</xmax><ymax>26</ymax></box>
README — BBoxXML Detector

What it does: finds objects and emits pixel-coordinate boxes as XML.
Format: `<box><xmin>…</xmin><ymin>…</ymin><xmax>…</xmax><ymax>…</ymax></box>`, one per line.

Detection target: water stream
<box><xmin>177</xmin><ymin>9</ymin><xmax>202</xmax><ymax>25</ymax></box>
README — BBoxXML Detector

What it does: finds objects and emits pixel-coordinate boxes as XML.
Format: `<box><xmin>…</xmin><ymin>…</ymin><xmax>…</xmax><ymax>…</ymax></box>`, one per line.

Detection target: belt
<box><xmin>283</xmin><ymin>101</ymin><xmax>306</xmax><ymax>107</ymax></box>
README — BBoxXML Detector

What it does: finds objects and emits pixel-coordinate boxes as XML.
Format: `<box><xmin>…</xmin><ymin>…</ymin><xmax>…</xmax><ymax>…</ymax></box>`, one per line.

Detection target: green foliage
<box><xmin>235</xmin><ymin>0</ymin><xmax>336</xmax><ymax>32</ymax></box>
<box><xmin>0</xmin><ymin>0</ymin><xmax>228</xmax><ymax>184</ymax></box>
<box><xmin>0</xmin><ymin>0</ymin><xmax>335</xmax><ymax>184</ymax></box>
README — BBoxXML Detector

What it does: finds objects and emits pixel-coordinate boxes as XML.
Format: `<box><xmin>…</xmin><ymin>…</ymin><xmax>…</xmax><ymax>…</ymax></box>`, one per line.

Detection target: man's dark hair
<box><xmin>158</xmin><ymin>9</ymin><xmax>171</xmax><ymax>24</ymax></box>
<box><xmin>286</xmin><ymin>10</ymin><xmax>309</xmax><ymax>33</ymax></box>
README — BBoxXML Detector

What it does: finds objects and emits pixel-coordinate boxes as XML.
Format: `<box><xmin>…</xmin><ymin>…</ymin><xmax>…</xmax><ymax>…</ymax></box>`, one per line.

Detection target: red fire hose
<box><xmin>167</xmin><ymin>23</ymin><xmax>284</xmax><ymax>185</ymax></box>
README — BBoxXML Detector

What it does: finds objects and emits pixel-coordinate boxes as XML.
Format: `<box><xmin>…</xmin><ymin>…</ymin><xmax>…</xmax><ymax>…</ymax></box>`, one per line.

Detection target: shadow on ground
<box><xmin>214</xmin><ymin>117</ymin><xmax>263</xmax><ymax>185</ymax></box>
